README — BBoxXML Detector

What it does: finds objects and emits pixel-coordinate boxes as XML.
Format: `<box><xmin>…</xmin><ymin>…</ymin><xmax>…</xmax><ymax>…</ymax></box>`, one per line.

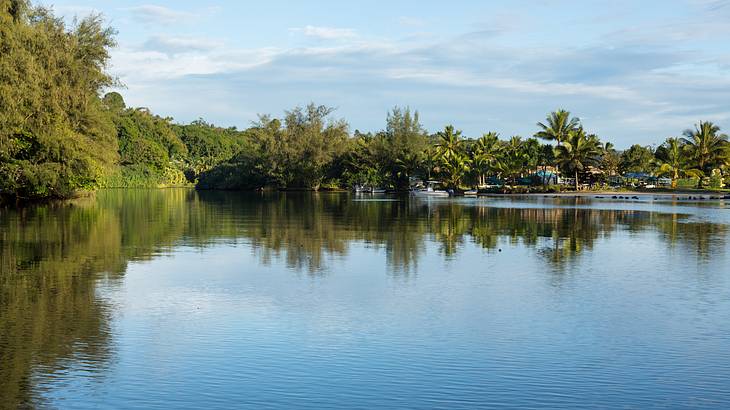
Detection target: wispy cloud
<box><xmin>126</xmin><ymin>5</ymin><xmax>197</xmax><ymax>25</ymax></box>
<box><xmin>290</xmin><ymin>25</ymin><xmax>357</xmax><ymax>40</ymax></box>
<box><xmin>98</xmin><ymin>0</ymin><xmax>730</xmax><ymax>145</ymax></box>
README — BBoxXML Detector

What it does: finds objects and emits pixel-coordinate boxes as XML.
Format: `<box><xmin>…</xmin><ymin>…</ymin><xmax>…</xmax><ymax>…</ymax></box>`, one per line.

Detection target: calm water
<box><xmin>2</xmin><ymin>189</ymin><xmax>730</xmax><ymax>409</ymax></box>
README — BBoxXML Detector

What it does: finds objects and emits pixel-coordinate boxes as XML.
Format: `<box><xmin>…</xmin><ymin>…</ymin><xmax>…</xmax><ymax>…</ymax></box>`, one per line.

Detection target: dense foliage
<box><xmin>1</xmin><ymin>0</ymin><xmax>117</xmax><ymax>200</ymax></box>
<box><xmin>2</xmin><ymin>2</ymin><xmax>730</xmax><ymax>203</ymax></box>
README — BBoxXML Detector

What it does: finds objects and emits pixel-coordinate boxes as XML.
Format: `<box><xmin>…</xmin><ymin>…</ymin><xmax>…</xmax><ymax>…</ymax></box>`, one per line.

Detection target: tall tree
<box><xmin>471</xmin><ymin>132</ymin><xmax>501</xmax><ymax>187</ymax></box>
<box><xmin>599</xmin><ymin>142</ymin><xmax>620</xmax><ymax>177</ymax></box>
<box><xmin>681</xmin><ymin>121</ymin><xmax>729</xmax><ymax>177</ymax></box>
<box><xmin>493</xmin><ymin>136</ymin><xmax>529</xmax><ymax>185</ymax></box>
<box><xmin>435</xmin><ymin>125</ymin><xmax>464</xmax><ymax>162</ymax></box>
<box><xmin>554</xmin><ymin>129</ymin><xmax>602</xmax><ymax>191</ymax></box>
<box><xmin>0</xmin><ymin>3</ymin><xmax>118</xmax><ymax>201</ymax></box>
<box><xmin>619</xmin><ymin>144</ymin><xmax>655</xmax><ymax>174</ymax></box>
<box><xmin>281</xmin><ymin>104</ymin><xmax>349</xmax><ymax>189</ymax></box>
<box><xmin>535</xmin><ymin>109</ymin><xmax>581</xmax><ymax>146</ymax></box>
<box><xmin>654</xmin><ymin>137</ymin><xmax>702</xmax><ymax>188</ymax></box>
<box><xmin>377</xmin><ymin>107</ymin><xmax>428</xmax><ymax>189</ymax></box>
<box><xmin>435</xmin><ymin>125</ymin><xmax>469</xmax><ymax>190</ymax></box>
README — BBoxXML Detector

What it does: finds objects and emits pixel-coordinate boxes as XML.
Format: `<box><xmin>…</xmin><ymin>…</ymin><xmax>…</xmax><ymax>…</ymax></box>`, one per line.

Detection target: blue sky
<box><xmin>43</xmin><ymin>0</ymin><xmax>730</xmax><ymax>147</ymax></box>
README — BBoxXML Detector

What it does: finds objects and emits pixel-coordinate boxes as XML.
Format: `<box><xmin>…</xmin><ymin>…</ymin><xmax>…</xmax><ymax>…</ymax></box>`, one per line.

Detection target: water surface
<box><xmin>1</xmin><ymin>189</ymin><xmax>729</xmax><ymax>408</ymax></box>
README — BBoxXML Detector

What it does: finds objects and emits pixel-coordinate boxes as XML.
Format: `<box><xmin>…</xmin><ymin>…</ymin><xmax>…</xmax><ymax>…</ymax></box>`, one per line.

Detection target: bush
<box><xmin>676</xmin><ymin>178</ymin><xmax>700</xmax><ymax>189</ymax></box>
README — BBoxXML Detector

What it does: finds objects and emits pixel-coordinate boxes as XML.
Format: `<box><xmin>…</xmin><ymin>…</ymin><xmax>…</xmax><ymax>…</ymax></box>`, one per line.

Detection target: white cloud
<box><xmin>126</xmin><ymin>5</ymin><xmax>196</xmax><ymax>25</ymax></box>
<box><xmin>106</xmin><ymin>4</ymin><xmax>730</xmax><ymax>146</ymax></box>
<box><xmin>111</xmin><ymin>46</ymin><xmax>277</xmax><ymax>81</ymax></box>
<box><xmin>383</xmin><ymin>68</ymin><xmax>647</xmax><ymax>103</ymax></box>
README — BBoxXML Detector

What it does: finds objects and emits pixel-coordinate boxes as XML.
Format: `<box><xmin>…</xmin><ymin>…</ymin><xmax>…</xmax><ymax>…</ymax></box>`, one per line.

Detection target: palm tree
<box><xmin>440</xmin><ymin>155</ymin><xmax>471</xmax><ymax>190</ymax></box>
<box><xmin>554</xmin><ymin>128</ymin><xmax>601</xmax><ymax>191</ymax></box>
<box><xmin>435</xmin><ymin>125</ymin><xmax>464</xmax><ymax>162</ymax></box>
<box><xmin>494</xmin><ymin>136</ymin><xmax>529</xmax><ymax>185</ymax></box>
<box><xmin>654</xmin><ymin>137</ymin><xmax>702</xmax><ymax>188</ymax></box>
<box><xmin>537</xmin><ymin>143</ymin><xmax>556</xmax><ymax>186</ymax></box>
<box><xmin>433</xmin><ymin>125</ymin><xmax>469</xmax><ymax>190</ymax></box>
<box><xmin>535</xmin><ymin>109</ymin><xmax>581</xmax><ymax>146</ymax></box>
<box><xmin>522</xmin><ymin>137</ymin><xmax>542</xmax><ymax>175</ymax></box>
<box><xmin>681</xmin><ymin>121</ymin><xmax>729</xmax><ymax>175</ymax></box>
<box><xmin>421</xmin><ymin>145</ymin><xmax>440</xmax><ymax>181</ymax></box>
<box><xmin>471</xmin><ymin>132</ymin><xmax>501</xmax><ymax>186</ymax></box>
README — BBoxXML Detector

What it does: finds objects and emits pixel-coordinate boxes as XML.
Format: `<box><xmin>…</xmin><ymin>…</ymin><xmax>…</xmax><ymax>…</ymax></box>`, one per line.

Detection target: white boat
<box><xmin>411</xmin><ymin>185</ymin><xmax>449</xmax><ymax>197</ymax></box>
<box><xmin>464</xmin><ymin>189</ymin><xmax>478</xmax><ymax>196</ymax></box>
<box><xmin>371</xmin><ymin>188</ymin><xmax>387</xmax><ymax>194</ymax></box>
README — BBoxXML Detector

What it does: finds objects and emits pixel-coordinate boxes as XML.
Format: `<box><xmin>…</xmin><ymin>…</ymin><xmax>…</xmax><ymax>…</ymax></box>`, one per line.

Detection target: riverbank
<box><xmin>475</xmin><ymin>190</ymin><xmax>730</xmax><ymax>202</ymax></box>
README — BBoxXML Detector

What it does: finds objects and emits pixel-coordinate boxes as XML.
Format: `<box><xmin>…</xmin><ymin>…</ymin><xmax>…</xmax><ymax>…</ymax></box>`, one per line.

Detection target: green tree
<box><xmin>471</xmin><ymin>132</ymin><xmax>501</xmax><ymax>186</ymax></box>
<box><xmin>522</xmin><ymin>137</ymin><xmax>542</xmax><ymax>175</ymax></box>
<box><xmin>434</xmin><ymin>125</ymin><xmax>469</xmax><ymax>190</ymax></box>
<box><xmin>537</xmin><ymin>143</ymin><xmax>556</xmax><ymax>186</ymax></box>
<box><xmin>0</xmin><ymin>4</ymin><xmax>118</xmax><ymax>201</ymax></box>
<box><xmin>493</xmin><ymin>136</ymin><xmax>529</xmax><ymax>185</ymax></box>
<box><xmin>599</xmin><ymin>142</ymin><xmax>620</xmax><ymax>177</ymax></box>
<box><xmin>619</xmin><ymin>144</ymin><xmax>655</xmax><ymax>174</ymax></box>
<box><xmin>281</xmin><ymin>104</ymin><xmax>349</xmax><ymax>189</ymax></box>
<box><xmin>435</xmin><ymin>125</ymin><xmax>464</xmax><ymax>162</ymax></box>
<box><xmin>554</xmin><ymin>129</ymin><xmax>602</xmax><ymax>191</ymax></box>
<box><xmin>681</xmin><ymin>121</ymin><xmax>729</xmax><ymax>180</ymax></box>
<box><xmin>535</xmin><ymin>109</ymin><xmax>581</xmax><ymax>146</ymax></box>
<box><xmin>175</xmin><ymin>119</ymin><xmax>248</xmax><ymax>176</ymax></box>
<box><xmin>654</xmin><ymin>137</ymin><xmax>702</xmax><ymax>188</ymax></box>
<box><xmin>376</xmin><ymin>107</ymin><xmax>428</xmax><ymax>189</ymax></box>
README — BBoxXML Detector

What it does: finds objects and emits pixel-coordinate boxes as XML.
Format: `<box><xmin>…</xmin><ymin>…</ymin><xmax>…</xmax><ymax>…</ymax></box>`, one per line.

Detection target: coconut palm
<box><xmin>522</xmin><ymin>137</ymin><xmax>542</xmax><ymax>174</ymax></box>
<box><xmin>554</xmin><ymin>128</ymin><xmax>602</xmax><ymax>191</ymax></box>
<box><xmin>681</xmin><ymin>121</ymin><xmax>729</xmax><ymax>174</ymax></box>
<box><xmin>440</xmin><ymin>155</ymin><xmax>471</xmax><ymax>190</ymax></box>
<box><xmin>535</xmin><ymin>109</ymin><xmax>581</xmax><ymax>146</ymax></box>
<box><xmin>494</xmin><ymin>136</ymin><xmax>529</xmax><ymax>185</ymax></box>
<box><xmin>471</xmin><ymin>132</ymin><xmax>501</xmax><ymax>186</ymax></box>
<box><xmin>420</xmin><ymin>145</ymin><xmax>440</xmax><ymax>181</ymax></box>
<box><xmin>599</xmin><ymin>142</ymin><xmax>620</xmax><ymax>177</ymax></box>
<box><xmin>654</xmin><ymin>137</ymin><xmax>703</xmax><ymax>188</ymax></box>
<box><xmin>435</xmin><ymin>125</ymin><xmax>464</xmax><ymax>162</ymax></box>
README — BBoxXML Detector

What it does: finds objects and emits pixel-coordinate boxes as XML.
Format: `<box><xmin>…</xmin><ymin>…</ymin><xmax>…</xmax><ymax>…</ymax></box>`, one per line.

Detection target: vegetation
<box><xmin>1</xmin><ymin>1</ymin><xmax>118</xmax><ymax>200</ymax></box>
<box><xmin>553</xmin><ymin>129</ymin><xmax>602</xmax><ymax>191</ymax></box>
<box><xmin>2</xmin><ymin>2</ymin><xmax>730</xmax><ymax>203</ymax></box>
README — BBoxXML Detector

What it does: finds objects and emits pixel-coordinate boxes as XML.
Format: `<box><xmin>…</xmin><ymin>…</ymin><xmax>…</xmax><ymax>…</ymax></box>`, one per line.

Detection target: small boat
<box><xmin>464</xmin><ymin>189</ymin><xmax>478</xmax><ymax>196</ymax></box>
<box><xmin>411</xmin><ymin>188</ymin><xmax>449</xmax><ymax>197</ymax></box>
<box><xmin>411</xmin><ymin>182</ymin><xmax>449</xmax><ymax>198</ymax></box>
<box><xmin>371</xmin><ymin>188</ymin><xmax>386</xmax><ymax>194</ymax></box>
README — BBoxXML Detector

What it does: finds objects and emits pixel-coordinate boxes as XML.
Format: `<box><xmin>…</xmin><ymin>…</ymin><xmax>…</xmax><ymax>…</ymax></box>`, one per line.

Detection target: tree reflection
<box><xmin>1</xmin><ymin>190</ymin><xmax>726</xmax><ymax>406</ymax></box>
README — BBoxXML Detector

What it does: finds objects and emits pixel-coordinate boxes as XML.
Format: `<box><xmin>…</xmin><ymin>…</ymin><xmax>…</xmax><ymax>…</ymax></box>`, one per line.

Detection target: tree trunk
<box><xmin>575</xmin><ymin>170</ymin><xmax>579</xmax><ymax>191</ymax></box>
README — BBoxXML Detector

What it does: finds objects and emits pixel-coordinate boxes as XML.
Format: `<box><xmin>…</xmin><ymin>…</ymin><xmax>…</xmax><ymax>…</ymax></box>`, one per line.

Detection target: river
<box><xmin>1</xmin><ymin>189</ymin><xmax>729</xmax><ymax>408</ymax></box>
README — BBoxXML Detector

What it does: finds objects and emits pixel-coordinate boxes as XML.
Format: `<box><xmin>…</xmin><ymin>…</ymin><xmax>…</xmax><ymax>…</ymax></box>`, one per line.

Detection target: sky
<box><xmin>41</xmin><ymin>0</ymin><xmax>730</xmax><ymax>147</ymax></box>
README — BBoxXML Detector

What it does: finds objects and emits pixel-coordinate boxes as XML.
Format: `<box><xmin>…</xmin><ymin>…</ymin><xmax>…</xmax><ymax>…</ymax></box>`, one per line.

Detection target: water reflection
<box><xmin>0</xmin><ymin>198</ymin><xmax>119</xmax><ymax>406</ymax></box>
<box><xmin>0</xmin><ymin>189</ymin><xmax>728</xmax><ymax>407</ymax></box>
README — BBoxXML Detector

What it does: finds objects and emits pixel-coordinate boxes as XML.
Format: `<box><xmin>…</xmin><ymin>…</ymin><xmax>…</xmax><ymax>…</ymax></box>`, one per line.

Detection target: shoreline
<box><xmin>475</xmin><ymin>190</ymin><xmax>730</xmax><ymax>200</ymax></box>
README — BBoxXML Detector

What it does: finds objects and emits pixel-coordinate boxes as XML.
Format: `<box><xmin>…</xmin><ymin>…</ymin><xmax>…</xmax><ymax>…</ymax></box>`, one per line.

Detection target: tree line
<box><xmin>1</xmin><ymin>1</ymin><xmax>729</xmax><ymax>203</ymax></box>
<box><xmin>183</xmin><ymin>105</ymin><xmax>730</xmax><ymax>193</ymax></box>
